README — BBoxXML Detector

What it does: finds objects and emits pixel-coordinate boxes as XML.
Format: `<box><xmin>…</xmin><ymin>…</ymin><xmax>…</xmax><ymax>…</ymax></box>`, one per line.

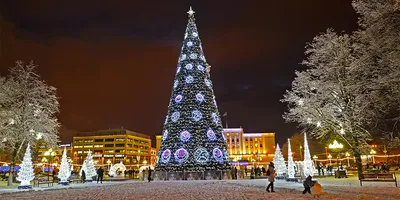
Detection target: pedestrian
<box><xmin>234</xmin><ymin>167</ymin><xmax>238</xmax><ymax>179</ymax></box>
<box><xmin>303</xmin><ymin>175</ymin><xmax>314</xmax><ymax>194</ymax></box>
<box><xmin>266</xmin><ymin>162</ymin><xmax>276</xmax><ymax>193</ymax></box>
<box><xmin>147</xmin><ymin>168</ymin><xmax>152</xmax><ymax>182</ymax></box>
<box><xmin>81</xmin><ymin>170</ymin><xmax>86</xmax><ymax>183</ymax></box>
<box><xmin>97</xmin><ymin>167</ymin><xmax>104</xmax><ymax>184</ymax></box>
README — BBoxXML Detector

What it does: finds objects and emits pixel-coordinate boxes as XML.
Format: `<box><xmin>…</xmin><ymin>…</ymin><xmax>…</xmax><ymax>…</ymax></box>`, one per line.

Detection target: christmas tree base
<box><xmin>153</xmin><ymin>170</ymin><xmax>232</xmax><ymax>181</ymax></box>
<box><xmin>18</xmin><ymin>185</ymin><xmax>32</xmax><ymax>189</ymax></box>
<box><xmin>286</xmin><ymin>177</ymin><xmax>298</xmax><ymax>182</ymax></box>
<box><xmin>275</xmin><ymin>175</ymin><xmax>286</xmax><ymax>180</ymax></box>
<box><xmin>58</xmin><ymin>181</ymin><xmax>69</xmax><ymax>185</ymax></box>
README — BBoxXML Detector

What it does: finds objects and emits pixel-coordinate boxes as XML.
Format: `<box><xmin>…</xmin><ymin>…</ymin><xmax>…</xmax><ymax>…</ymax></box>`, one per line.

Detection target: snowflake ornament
<box><xmin>173</xmin><ymin>80</ymin><xmax>178</xmax><ymax>89</ymax></box>
<box><xmin>161</xmin><ymin>149</ymin><xmax>171</xmax><ymax>163</ymax></box>
<box><xmin>171</xmin><ymin>112</ymin><xmax>180</xmax><ymax>122</ymax></box>
<box><xmin>186</xmin><ymin>76</ymin><xmax>194</xmax><ymax>83</ymax></box>
<box><xmin>174</xmin><ymin>148</ymin><xmax>189</xmax><ymax>164</ymax></box>
<box><xmin>185</xmin><ymin>64</ymin><xmax>193</xmax><ymax>70</ymax></box>
<box><xmin>192</xmin><ymin>110</ymin><xmax>203</xmax><ymax>121</ymax></box>
<box><xmin>213</xmin><ymin>148</ymin><xmax>224</xmax><ymax>162</ymax></box>
<box><xmin>180</xmin><ymin>131</ymin><xmax>191</xmax><ymax>142</ymax></box>
<box><xmin>189</xmin><ymin>53</ymin><xmax>198</xmax><ymax>59</ymax></box>
<box><xmin>207</xmin><ymin>129</ymin><xmax>216</xmax><ymax>141</ymax></box>
<box><xmin>194</xmin><ymin>148</ymin><xmax>209</xmax><ymax>163</ymax></box>
<box><xmin>175</xmin><ymin>94</ymin><xmax>183</xmax><ymax>103</ymax></box>
<box><xmin>187</xmin><ymin>41</ymin><xmax>193</xmax><ymax>47</ymax></box>
<box><xmin>197</xmin><ymin>65</ymin><xmax>204</xmax><ymax>71</ymax></box>
<box><xmin>181</xmin><ymin>54</ymin><xmax>187</xmax><ymax>61</ymax></box>
<box><xmin>196</xmin><ymin>93</ymin><xmax>204</xmax><ymax>103</ymax></box>
<box><xmin>192</xmin><ymin>32</ymin><xmax>198</xmax><ymax>37</ymax></box>
<box><xmin>205</xmin><ymin>79</ymin><xmax>211</xmax><ymax>88</ymax></box>
<box><xmin>162</xmin><ymin>130</ymin><xmax>168</xmax><ymax>141</ymax></box>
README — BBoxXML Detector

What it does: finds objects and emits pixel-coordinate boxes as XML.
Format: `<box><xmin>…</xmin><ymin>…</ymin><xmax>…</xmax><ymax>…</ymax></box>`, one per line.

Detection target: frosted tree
<box><xmin>108</xmin><ymin>164</ymin><xmax>115</xmax><ymax>177</ymax></box>
<box><xmin>303</xmin><ymin>133</ymin><xmax>315</xmax><ymax>177</ymax></box>
<box><xmin>58</xmin><ymin>147</ymin><xmax>71</xmax><ymax>185</ymax></box>
<box><xmin>272</xmin><ymin>144</ymin><xmax>287</xmax><ymax>176</ymax></box>
<box><xmin>0</xmin><ymin>61</ymin><xmax>60</xmax><ymax>186</ymax></box>
<box><xmin>79</xmin><ymin>160</ymin><xmax>87</xmax><ymax>177</ymax></box>
<box><xmin>287</xmin><ymin>139</ymin><xmax>295</xmax><ymax>179</ymax></box>
<box><xmin>156</xmin><ymin>7</ymin><xmax>230</xmax><ymax>172</ymax></box>
<box><xmin>84</xmin><ymin>150</ymin><xmax>97</xmax><ymax>181</ymax></box>
<box><xmin>16</xmin><ymin>143</ymin><xmax>34</xmax><ymax>189</ymax></box>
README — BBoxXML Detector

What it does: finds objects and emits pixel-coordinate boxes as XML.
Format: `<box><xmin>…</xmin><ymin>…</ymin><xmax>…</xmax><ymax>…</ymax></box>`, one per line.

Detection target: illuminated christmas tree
<box><xmin>17</xmin><ymin>143</ymin><xmax>34</xmax><ymax>189</ymax></box>
<box><xmin>287</xmin><ymin>139</ymin><xmax>296</xmax><ymax>180</ymax></box>
<box><xmin>155</xmin><ymin>7</ymin><xmax>231</xmax><ymax>172</ymax></box>
<box><xmin>272</xmin><ymin>144</ymin><xmax>287</xmax><ymax>177</ymax></box>
<box><xmin>58</xmin><ymin>147</ymin><xmax>71</xmax><ymax>185</ymax></box>
<box><xmin>303</xmin><ymin>133</ymin><xmax>315</xmax><ymax>177</ymax></box>
<box><xmin>84</xmin><ymin>150</ymin><xmax>97</xmax><ymax>181</ymax></box>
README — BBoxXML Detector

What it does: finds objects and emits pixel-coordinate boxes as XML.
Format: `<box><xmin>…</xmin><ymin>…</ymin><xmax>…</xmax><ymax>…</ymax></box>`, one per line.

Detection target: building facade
<box><xmin>155</xmin><ymin>127</ymin><xmax>276</xmax><ymax>167</ymax></box>
<box><xmin>72</xmin><ymin>129</ymin><xmax>152</xmax><ymax>167</ymax></box>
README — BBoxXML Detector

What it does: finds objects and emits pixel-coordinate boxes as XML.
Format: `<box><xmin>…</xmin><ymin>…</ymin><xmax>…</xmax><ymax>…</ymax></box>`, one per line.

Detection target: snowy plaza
<box><xmin>1</xmin><ymin>177</ymin><xmax>399</xmax><ymax>200</ymax></box>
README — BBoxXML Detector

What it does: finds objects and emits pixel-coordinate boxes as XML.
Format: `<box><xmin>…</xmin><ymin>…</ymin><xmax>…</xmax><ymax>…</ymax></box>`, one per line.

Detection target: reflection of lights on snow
<box><xmin>316</xmin><ymin>121</ymin><xmax>321</xmax><ymax>127</ymax></box>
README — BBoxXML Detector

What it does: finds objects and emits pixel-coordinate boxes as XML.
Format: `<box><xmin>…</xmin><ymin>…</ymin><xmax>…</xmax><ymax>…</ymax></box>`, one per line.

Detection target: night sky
<box><xmin>0</xmin><ymin>0</ymin><xmax>358</xmax><ymax>146</ymax></box>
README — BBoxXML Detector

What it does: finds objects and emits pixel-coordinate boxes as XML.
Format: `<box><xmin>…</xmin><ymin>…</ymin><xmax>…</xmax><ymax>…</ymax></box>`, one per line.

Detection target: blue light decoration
<box><xmin>197</xmin><ymin>64</ymin><xmax>204</xmax><ymax>71</ymax></box>
<box><xmin>175</xmin><ymin>94</ymin><xmax>183</xmax><ymax>103</ymax></box>
<box><xmin>185</xmin><ymin>76</ymin><xmax>194</xmax><ymax>84</ymax></box>
<box><xmin>171</xmin><ymin>112</ymin><xmax>180</xmax><ymax>122</ymax></box>
<box><xmin>180</xmin><ymin>131</ymin><xmax>191</xmax><ymax>142</ymax></box>
<box><xmin>192</xmin><ymin>32</ymin><xmax>198</xmax><ymax>37</ymax></box>
<box><xmin>187</xmin><ymin>41</ymin><xmax>193</xmax><ymax>47</ymax></box>
<box><xmin>162</xmin><ymin>130</ymin><xmax>168</xmax><ymax>141</ymax></box>
<box><xmin>212</xmin><ymin>113</ymin><xmax>219</xmax><ymax>124</ymax></box>
<box><xmin>161</xmin><ymin>149</ymin><xmax>171</xmax><ymax>164</ymax></box>
<box><xmin>196</xmin><ymin>93</ymin><xmax>204</xmax><ymax>103</ymax></box>
<box><xmin>213</xmin><ymin>148</ymin><xmax>224</xmax><ymax>162</ymax></box>
<box><xmin>207</xmin><ymin>129</ymin><xmax>216</xmax><ymax>141</ymax></box>
<box><xmin>177</xmin><ymin>66</ymin><xmax>181</xmax><ymax>74</ymax></box>
<box><xmin>194</xmin><ymin>148</ymin><xmax>209</xmax><ymax>163</ymax></box>
<box><xmin>185</xmin><ymin>63</ymin><xmax>193</xmax><ymax>70</ymax></box>
<box><xmin>173</xmin><ymin>80</ymin><xmax>178</xmax><ymax>89</ymax></box>
<box><xmin>204</xmin><ymin>78</ymin><xmax>211</xmax><ymax>88</ymax></box>
<box><xmin>192</xmin><ymin>110</ymin><xmax>202</xmax><ymax>121</ymax></box>
<box><xmin>174</xmin><ymin>148</ymin><xmax>189</xmax><ymax>164</ymax></box>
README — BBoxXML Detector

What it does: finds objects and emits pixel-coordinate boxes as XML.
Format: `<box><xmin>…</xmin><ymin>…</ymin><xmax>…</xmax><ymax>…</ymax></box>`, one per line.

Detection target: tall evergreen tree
<box><xmin>58</xmin><ymin>147</ymin><xmax>71</xmax><ymax>185</ymax></box>
<box><xmin>155</xmin><ymin>7</ymin><xmax>230</xmax><ymax>172</ymax></box>
<box><xmin>303</xmin><ymin>133</ymin><xmax>315</xmax><ymax>177</ymax></box>
<box><xmin>84</xmin><ymin>150</ymin><xmax>97</xmax><ymax>181</ymax></box>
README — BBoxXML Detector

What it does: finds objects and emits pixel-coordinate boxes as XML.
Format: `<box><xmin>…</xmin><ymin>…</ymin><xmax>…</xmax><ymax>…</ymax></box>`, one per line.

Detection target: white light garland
<box><xmin>189</xmin><ymin>53</ymin><xmax>198</xmax><ymax>59</ymax></box>
<box><xmin>177</xmin><ymin>66</ymin><xmax>181</xmax><ymax>74</ymax></box>
<box><xmin>205</xmin><ymin>79</ymin><xmax>211</xmax><ymax>88</ymax></box>
<box><xmin>212</xmin><ymin>113</ymin><xmax>219</xmax><ymax>124</ymax></box>
<box><xmin>181</xmin><ymin>54</ymin><xmax>187</xmax><ymax>61</ymax></box>
<box><xmin>173</xmin><ymin>80</ymin><xmax>178</xmax><ymax>89</ymax></box>
<box><xmin>192</xmin><ymin>32</ymin><xmax>198</xmax><ymax>37</ymax></box>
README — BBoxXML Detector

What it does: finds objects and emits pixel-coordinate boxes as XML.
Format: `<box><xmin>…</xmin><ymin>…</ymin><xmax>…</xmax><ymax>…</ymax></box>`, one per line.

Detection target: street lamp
<box><xmin>329</xmin><ymin>140</ymin><xmax>343</xmax><ymax>167</ymax></box>
<box><xmin>44</xmin><ymin>148</ymin><xmax>56</xmax><ymax>181</ymax></box>
<box><xmin>313</xmin><ymin>155</ymin><xmax>318</xmax><ymax>166</ymax></box>
<box><xmin>106</xmin><ymin>159</ymin><xmax>112</xmax><ymax>170</ymax></box>
<box><xmin>345</xmin><ymin>152</ymin><xmax>351</xmax><ymax>167</ymax></box>
<box><xmin>383</xmin><ymin>145</ymin><xmax>388</xmax><ymax>163</ymax></box>
<box><xmin>328</xmin><ymin>154</ymin><xmax>332</xmax><ymax>165</ymax></box>
<box><xmin>370</xmin><ymin>149</ymin><xmax>376</xmax><ymax>164</ymax></box>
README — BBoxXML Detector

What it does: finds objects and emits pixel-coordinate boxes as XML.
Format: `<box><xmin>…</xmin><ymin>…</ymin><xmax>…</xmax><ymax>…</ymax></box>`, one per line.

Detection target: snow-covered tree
<box><xmin>16</xmin><ymin>143</ymin><xmax>34</xmax><ymax>189</ymax></box>
<box><xmin>303</xmin><ymin>133</ymin><xmax>315</xmax><ymax>177</ymax></box>
<box><xmin>84</xmin><ymin>150</ymin><xmax>97</xmax><ymax>181</ymax></box>
<box><xmin>272</xmin><ymin>144</ymin><xmax>287</xmax><ymax>176</ymax></box>
<box><xmin>0</xmin><ymin>61</ymin><xmax>60</xmax><ymax>186</ymax></box>
<box><xmin>58</xmin><ymin>147</ymin><xmax>71</xmax><ymax>185</ymax></box>
<box><xmin>287</xmin><ymin>139</ymin><xmax>295</xmax><ymax>179</ymax></box>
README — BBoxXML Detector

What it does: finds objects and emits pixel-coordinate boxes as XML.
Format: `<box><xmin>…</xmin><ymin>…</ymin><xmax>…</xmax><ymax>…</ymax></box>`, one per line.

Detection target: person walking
<box><xmin>234</xmin><ymin>167</ymin><xmax>238</xmax><ymax>180</ymax></box>
<box><xmin>97</xmin><ymin>167</ymin><xmax>104</xmax><ymax>184</ymax></box>
<box><xmin>81</xmin><ymin>170</ymin><xmax>86</xmax><ymax>183</ymax></box>
<box><xmin>147</xmin><ymin>168</ymin><xmax>152</xmax><ymax>182</ymax></box>
<box><xmin>303</xmin><ymin>175</ymin><xmax>314</xmax><ymax>194</ymax></box>
<box><xmin>266</xmin><ymin>162</ymin><xmax>276</xmax><ymax>193</ymax></box>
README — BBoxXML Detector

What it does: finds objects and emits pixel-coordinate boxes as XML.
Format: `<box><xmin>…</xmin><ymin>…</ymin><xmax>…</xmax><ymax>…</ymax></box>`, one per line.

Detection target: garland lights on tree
<box><xmin>272</xmin><ymin>144</ymin><xmax>287</xmax><ymax>177</ymax></box>
<box><xmin>79</xmin><ymin>160</ymin><xmax>87</xmax><ymax>177</ymax></box>
<box><xmin>303</xmin><ymin>133</ymin><xmax>315</xmax><ymax>177</ymax></box>
<box><xmin>84</xmin><ymin>150</ymin><xmax>97</xmax><ymax>181</ymax></box>
<box><xmin>155</xmin><ymin>7</ymin><xmax>231</xmax><ymax>172</ymax></box>
<box><xmin>16</xmin><ymin>143</ymin><xmax>34</xmax><ymax>189</ymax></box>
<box><xmin>58</xmin><ymin>147</ymin><xmax>71</xmax><ymax>185</ymax></box>
<box><xmin>286</xmin><ymin>139</ymin><xmax>296</xmax><ymax>181</ymax></box>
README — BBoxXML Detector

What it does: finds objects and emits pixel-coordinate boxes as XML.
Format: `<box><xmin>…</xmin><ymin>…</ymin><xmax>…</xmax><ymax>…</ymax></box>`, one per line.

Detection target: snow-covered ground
<box><xmin>0</xmin><ymin>177</ymin><xmax>399</xmax><ymax>200</ymax></box>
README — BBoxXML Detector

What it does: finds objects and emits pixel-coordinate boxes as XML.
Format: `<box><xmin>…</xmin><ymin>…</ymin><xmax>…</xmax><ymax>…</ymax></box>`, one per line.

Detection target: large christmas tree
<box><xmin>84</xmin><ymin>150</ymin><xmax>97</xmax><ymax>181</ymax></box>
<box><xmin>155</xmin><ymin>7</ymin><xmax>231</xmax><ymax>172</ymax></box>
<box><xmin>58</xmin><ymin>147</ymin><xmax>71</xmax><ymax>185</ymax></box>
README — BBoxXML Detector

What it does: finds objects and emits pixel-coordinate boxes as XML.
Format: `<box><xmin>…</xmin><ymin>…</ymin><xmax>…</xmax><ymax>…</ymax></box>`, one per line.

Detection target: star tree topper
<box><xmin>187</xmin><ymin>6</ymin><xmax>195</xmax><ymax>16</ymax></box>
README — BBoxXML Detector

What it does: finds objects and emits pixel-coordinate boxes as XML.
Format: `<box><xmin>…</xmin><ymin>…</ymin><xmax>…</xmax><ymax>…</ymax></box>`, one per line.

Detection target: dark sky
<box><xmin>0</xmin><ymin>0</ymin><xmax>358</xmax><ymax>146</ymax></box>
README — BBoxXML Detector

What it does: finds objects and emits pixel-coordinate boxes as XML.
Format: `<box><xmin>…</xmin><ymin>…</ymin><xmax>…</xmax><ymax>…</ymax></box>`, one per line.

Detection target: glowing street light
<box><xmin>370</xmin><ymin>149</ymin><xmax>376</xmax><ymax>164</ymax></box>
<box><xmin>329</xmin><ymin>140</ymin><xmax>344</xmax><ymax>149</ymax></box>
<box><xmin>44</xmin><ymin>148</ymin><xmax>56</xmax><ymax>181</ymax></box>
<box><xmin>328</xmin><ymin>154</ymin><xmax>332</xmax><ymax>165</ymax></box>
<box><xmin>345</xmin><ymin>152</ymin><xmax>351</xmax><ymax>167</ymax></box>
<box><xmin>313</xmin><ymin>155</ymin><xmax>318</xmax><ymax>166</ymax></box>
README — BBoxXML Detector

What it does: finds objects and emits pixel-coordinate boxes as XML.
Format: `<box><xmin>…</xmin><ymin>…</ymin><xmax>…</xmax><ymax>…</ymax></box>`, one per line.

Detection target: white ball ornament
<box><xmin>192</xmin><ymin>32</ymin><xmax>198</xmax><ymax>37</ymax></box>
<box><xmin>185</xmin><ymin>64</ymin><xmax>193</xmax><ymax>70</ymax></box>
<box><xmin>187</xmin><ymin>41</ymin><xmax>193</xmax><ymax>47</ymax></box>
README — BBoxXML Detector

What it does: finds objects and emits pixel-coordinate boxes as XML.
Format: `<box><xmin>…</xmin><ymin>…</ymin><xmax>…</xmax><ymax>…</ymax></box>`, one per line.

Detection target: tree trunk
<box><xmin>353</xmin><ymin>149</ymin><xmax>363</xmax><ymax>179</ymax></box>
<box><xmin>7</xmin><ymin>148</ymin><xmax>18</xmax><ymax>186</ymax></box>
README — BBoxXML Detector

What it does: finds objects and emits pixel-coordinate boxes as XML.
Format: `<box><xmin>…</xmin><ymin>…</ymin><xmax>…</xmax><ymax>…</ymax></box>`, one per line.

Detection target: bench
<box><xmin>359</xmin><ymin>173</ymin><xmax>397</xmax><ymax>187</ymax></box>
<box><xmin>69</xmin><ymin>175</ymin><xmax>82</xmax><ymax>184</ymax></box>
<box><xmin>33</xmin><ymin>177</ymin><xmax>54</xmax><ymax>187</ymax></box>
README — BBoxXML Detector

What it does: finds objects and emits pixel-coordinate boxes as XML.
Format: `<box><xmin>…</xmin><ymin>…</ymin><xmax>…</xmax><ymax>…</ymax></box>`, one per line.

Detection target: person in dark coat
<box><xmin>234</xmin><ymin>167</ymin><xmax>238</xmax><ymax>179</ymax></box>
<box><xmin>147</xmin><ymin>168</ymin><xmax>152</xmax><ymax>182</ymax></box>
<box><xmin>266</xmin><ymin>162</ymin><xmax>276</xmax><ymax>193</ymax></box>
<box><xmin>81</xmin><ymin>170</ymin><xmax>86</xmax><ymax>183</ymax></box>
<box><xmin>303</xmin><ymin>175</ymin><xmax>314</xmax><ymax>194</ymax></box>
<box><xmin>97</xmin><ymin>167</ymin><xmax>104</xmax><ymax>184</ymax></box>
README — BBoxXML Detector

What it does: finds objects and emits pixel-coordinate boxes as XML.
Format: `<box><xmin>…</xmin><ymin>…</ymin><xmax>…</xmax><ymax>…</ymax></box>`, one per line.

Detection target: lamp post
<box><xmin>328</xmin><ymin>154</ymin><xmax>332</xmax><ymax>165</ymax></box>
<box><xmin>370</xmin><ymin>149</ymin><xmax>376</xmax><ymax>164</ymax></box>
<box><xmin>383</xmin><ymin>145</ymin><xmax>388</xmax><ymax>163</ymax></box>
<box><xmin>106</xmin><ymin>159</ymin><xmax>112</xmax><ymax>170</ymax></box>
<box><xmin>313</xmin><ymin>155</ymin><xmax>318</xmax><ymax>166</ymax></box>
<box><xmin>44</xmin><ymin>148</ymin><xmax>56</xmax><ymax>181</ymax></box>
<box><xmin>329</xmin><ymin>140</ymin><xmax>343</xmax><ymax>167</ymax></box>
<box><xmin>345</xmin><ymin>152</ymin><xmax>350</xmax><ymax>167</ymax></box>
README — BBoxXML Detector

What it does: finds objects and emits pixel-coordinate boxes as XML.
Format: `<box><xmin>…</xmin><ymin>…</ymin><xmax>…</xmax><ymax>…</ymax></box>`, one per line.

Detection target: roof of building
<box><xmin>76</xmin><ymin>129</ymin><xmax>151</xmax><ymax>139</ymax></box>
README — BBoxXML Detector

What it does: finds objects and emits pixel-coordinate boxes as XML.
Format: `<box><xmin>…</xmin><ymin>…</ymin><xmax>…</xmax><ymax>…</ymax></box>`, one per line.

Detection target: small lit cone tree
<box><xmin>286</xmin><ymin>139</ymin><xmax>296</xmax><ymax>181</ymax></box>
<box><xmin>272</xmin><ymin>144</ymin><xmax>287</xmax><ymax>178</ymax></box>
<box><xmin>303</xmin><ymin>133</ymin><xmax>315</xmax><ymax>177</ymax></box>
<box><xmin>79</xmin><ymin>160</ymin><xmax>87</xmax><ymax>177</ymax></box>
<box><xmin>155</xmin><ymin>7</ymin><xmax>230</xmax><ymax>173</ymax></box>
<box><xmin>108</xmin><ymin>164</ymin><xmax>115</xmax><ymax>177</ymax></box>
<box><xmin>58</xmin><ymin>147</ymin><xmax>71</xmax><ymax>185</ymax></box>
<box><xmin>16</xmin><ymin>143</ymin><xmax>35</xmax><ymax>189</ymax></box>
<box><xmin>84</xmin><ymin>150</ymin><xmax>97</xmax><ymax>181</ymax></box>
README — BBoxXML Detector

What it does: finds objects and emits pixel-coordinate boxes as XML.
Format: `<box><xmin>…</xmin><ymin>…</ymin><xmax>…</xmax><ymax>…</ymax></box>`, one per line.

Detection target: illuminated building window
<box><xmin>236</xmin><ymin>139</ymin><xmax>239</xmax><ymax>142</ymax></box>
<box><xmin>94</xmin><ymin>145</ymin><xmax>103</xmax><ymax>148</ymax></box>
<box><xmin>74</xmin><ymin>146</ymin><xmax>83</xmax><ymax>148</ymax></box>
<box><xmin>250</xmin><ymin>139</ymin><xmax>252</xmax><ymax>141</ymax></box>
<box><xmin>84</xmin><ymin>139</ymin><xmax>93</xmax><ymax>143</ymax></box>
<box><xmin>115</xmin><ymin>150</ymin><xmax>125</xmax><ymax>153</ymax></box>
<box><xmin>127</xmin><ymin>144</ymin><xmax>132</xmax><ymax>147</ymax></box>
<box><xmin>116</xmin><ymin>138</ymin><xmax>125</xmax><ymax>142</ymax></box>
<box><xmin>77</xmin><ymin>151</ymin><xmax>82</xmax><ymax>154</ymax></box>
<box><xmin>246</xmin><ymin>145</ymin><xmax>248</xmax><ymax>148</ymax></box>
<box><xmin>245</xmin><ymin>138</ymin><xmax>248</xmax><ymax>141</ymax></box>
<box><xmin>255</xmin><ymin>138</ymin><xmax>258</xmax><ymax>141</ymax></box>
<box><xmin>255</xmin><ymin>144</ymin><xmax>258</xmax><ymax>148</ymax></box>
<box><xmin>134</xmin><ymin>145</ymin><xmax>139</xmax><ymax>148</ymax></box>
<box><xmin>104</xmin><ymin>144</ymin><xmax>114</xmax><ymax>148</ymax></box>
<box><xmin>94</xmin><ymin>139</ymin><xmax>103</xmax><ymax>142</ymax></box>
<box><xmin>104</xmin><ymin>150</ymin><xmax>114</xmax><ymax>153</ymax></box>
<box><xmin>84</xmin><ymin>145</ymin><xmax>93</xmax><ymax>148</ymax></box>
